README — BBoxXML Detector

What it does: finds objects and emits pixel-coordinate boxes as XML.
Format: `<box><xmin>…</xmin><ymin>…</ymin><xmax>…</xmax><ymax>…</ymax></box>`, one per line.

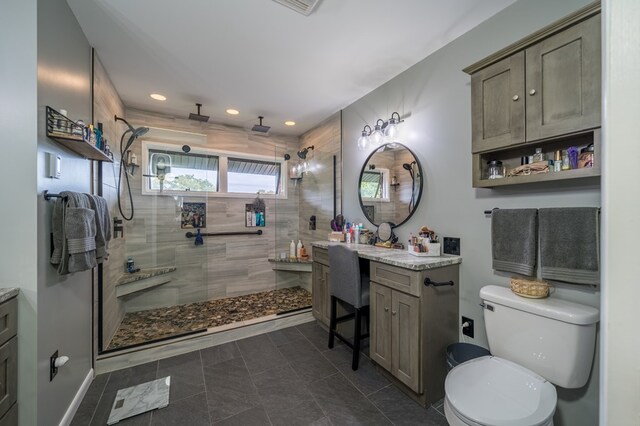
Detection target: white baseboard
<box><xmin>59</xmin><ymin>368</ymin><xmax>94</xmax><ymax>426</ymax></box>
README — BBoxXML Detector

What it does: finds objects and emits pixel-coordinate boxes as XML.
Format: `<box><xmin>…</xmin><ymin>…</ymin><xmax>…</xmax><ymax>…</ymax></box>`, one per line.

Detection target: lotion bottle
<box><xmin>289</xmin><ymin>240</ymin><xmax>296</xmax><ymax>258</ymax></box>
<box><xmin>296</xmin><ymin>240</ymin><xmax>303</xmax><ymax>258</ymax></box>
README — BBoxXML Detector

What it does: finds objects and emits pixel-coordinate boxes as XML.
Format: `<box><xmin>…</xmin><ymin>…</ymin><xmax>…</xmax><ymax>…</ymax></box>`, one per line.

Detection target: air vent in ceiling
<box><xmin>272</xmin><ymin>0</ymin><xmax>321</xmax><ymax>16</ymax></box>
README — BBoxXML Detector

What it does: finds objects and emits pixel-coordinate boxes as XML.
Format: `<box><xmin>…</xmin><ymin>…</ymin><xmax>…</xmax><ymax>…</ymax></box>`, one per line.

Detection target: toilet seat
<box><xmin>445</xmin><ymin>356</ymin><xmax>557</xmax><ymax>426</ymax></box>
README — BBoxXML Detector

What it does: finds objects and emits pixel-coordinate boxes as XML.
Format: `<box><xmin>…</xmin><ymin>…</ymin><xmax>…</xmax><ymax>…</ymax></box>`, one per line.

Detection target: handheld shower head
<box><xmin>402</xmin><ymin>163</ymin><xmax>412</xmax><ymax>171</ymax></box>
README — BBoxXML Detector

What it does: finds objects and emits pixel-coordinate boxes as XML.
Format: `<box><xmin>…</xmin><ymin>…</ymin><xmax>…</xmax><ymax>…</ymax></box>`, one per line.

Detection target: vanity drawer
<box><xmin>313</xmin><ymin>247</ymin><xmax>329</xmax><ymax>267</ymax></box>
<box><xmin>0</xmin><ymin>402</ymin><xmax>16</xmax><ymax>426</ymax></box>
<box><xmin>0</xmin><ymin>299</ymin><xmax>16</xmax><ymax>348</ymax></box>
<box><xmin>371</xmin><ymin>262</ymin><xmax>420</xmax><ymax>297</ymax></box>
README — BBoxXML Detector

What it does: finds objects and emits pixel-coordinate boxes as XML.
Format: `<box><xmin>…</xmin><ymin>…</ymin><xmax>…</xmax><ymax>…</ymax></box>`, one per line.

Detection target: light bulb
<box><xmin>357</xmin><ymin>132</ymin><xmax>369</xmax><ymax>150</ymax></box>
<box><xmin>370</xmin><ymin>127</ymin><xmax>383</xmax><ymax>146</ymax></box>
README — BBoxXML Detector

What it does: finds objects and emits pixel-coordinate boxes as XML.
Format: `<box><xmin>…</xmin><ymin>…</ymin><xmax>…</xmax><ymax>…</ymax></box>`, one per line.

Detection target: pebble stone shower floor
<box><xmin>108</xmin><ymin>287</ymin><xmax>312</xmax><ymax>350</ymax></box>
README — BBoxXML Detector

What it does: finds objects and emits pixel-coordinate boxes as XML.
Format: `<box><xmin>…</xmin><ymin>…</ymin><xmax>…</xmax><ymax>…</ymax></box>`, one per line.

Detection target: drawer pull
<box><xmin>384</xmin><ymin>307</ymin><xmax>389</xmax><ymax>312</ymax></box>
<box><xmin>392</xmin><ymin>311</ymin><xmax>397</xmax><ymax>316</ymax></box>
<box><xmin>424</xmin><ymin>277</ymin><xmax>454</xmax><ymax>287</ymax></box>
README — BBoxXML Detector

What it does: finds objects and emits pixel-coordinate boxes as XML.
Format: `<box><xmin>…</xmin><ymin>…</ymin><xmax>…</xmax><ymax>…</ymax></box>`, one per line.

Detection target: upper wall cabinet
<box><xmin>464</xmin><ymin>2</ymin><xmax>601</xmax><ymax>188</ymax></box>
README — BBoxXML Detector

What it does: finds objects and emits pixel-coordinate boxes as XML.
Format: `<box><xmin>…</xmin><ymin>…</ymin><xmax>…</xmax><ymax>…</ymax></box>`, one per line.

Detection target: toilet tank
<box><xmin>480</xmin><ymin>285</ymin><xmax>599</xmax><ymax>388</ymax></box>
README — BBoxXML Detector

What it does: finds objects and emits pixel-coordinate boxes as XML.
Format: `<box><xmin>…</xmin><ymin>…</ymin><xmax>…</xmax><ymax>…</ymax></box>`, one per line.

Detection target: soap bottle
<box><xmin>296</xmin><ymin>240</ymin><xmax>303</xmax><ymax>258</ymax></box>
<box><xmin>289</xmin><ymin>240</ymin><xmax>296</xmax><ymax>258</ymax></box>
<box><xmin>532</xmin><ymin>147</ymin><xmax>545</xmax><ymax>163</ymax></box>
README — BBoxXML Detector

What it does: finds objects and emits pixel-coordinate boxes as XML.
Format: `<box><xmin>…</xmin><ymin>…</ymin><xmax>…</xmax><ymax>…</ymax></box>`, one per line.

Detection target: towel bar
<box><xmin>43</xmin><ymin>190</ymin><xmax>67</xmax><ymax>201</ymax></box>
<box><xmin>185</xmin><ymin>230</ymin><xmax>263</xmax><ymax>238</ymax></box>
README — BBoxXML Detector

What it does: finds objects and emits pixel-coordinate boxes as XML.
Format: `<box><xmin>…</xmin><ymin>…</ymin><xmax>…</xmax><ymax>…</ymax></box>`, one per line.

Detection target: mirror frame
<box><xmin>357</xmin><ymin>143</ymin><xmax>423</xmax><ymax>228</ymax></box>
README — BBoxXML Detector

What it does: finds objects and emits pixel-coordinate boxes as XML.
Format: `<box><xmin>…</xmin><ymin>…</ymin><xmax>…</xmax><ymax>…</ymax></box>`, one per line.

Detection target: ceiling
<box><xmin>67</xmin><ymin>0</ymin><xmax>517</xmax><ymax>136</ymax></box>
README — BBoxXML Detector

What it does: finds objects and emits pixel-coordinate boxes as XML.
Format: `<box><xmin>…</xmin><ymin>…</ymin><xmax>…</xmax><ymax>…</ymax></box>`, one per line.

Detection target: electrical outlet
<box><xmin>50</xmin><ymin>350</ymin><xmax>59</xmax><ymax>381</ymax></box>
<box><xmin>444</xmin><ymin>237</ymin><xmax>461</xmax><ymax>255</ymax></box>
<box><xmin>462</xmin><ymin>316</ymin><xmax>474</xmax><ymax>338</ymax></box>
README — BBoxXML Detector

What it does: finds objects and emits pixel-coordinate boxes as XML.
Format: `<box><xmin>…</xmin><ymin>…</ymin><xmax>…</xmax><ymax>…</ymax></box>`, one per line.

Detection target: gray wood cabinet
<box><xmin>312</xmin><ymin>261</ymin><xmax>330</xmax><ymax>326</ymax></box>
<box><xmin>466</xmin><ymin>4</ymin><xmax>601</xmax><ymax>188</ymax></box>
<box><xmin>0</xmin><ymin>297</ymin><xmax>17</xmax><ymax>425</ymax></box>
<box><xmin>370</xmin><ymin>262</ymin><xmax>459</xmax><ymax>404</ymax></box>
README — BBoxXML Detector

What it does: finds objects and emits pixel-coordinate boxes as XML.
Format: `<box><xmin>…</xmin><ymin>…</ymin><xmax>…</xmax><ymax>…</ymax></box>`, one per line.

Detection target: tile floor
<box><xmin>73</xmin><ymin>322</ymin><xmax>447</xmax><ymax>425</ymax></box>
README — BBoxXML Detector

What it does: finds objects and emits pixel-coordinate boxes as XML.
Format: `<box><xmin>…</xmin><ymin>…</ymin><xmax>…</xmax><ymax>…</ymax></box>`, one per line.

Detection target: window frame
<box><xmin>141</xmin><ymin>141</ymin><xmax>287</xmax><ymax>199</ymax></box>
<box><xmin>360</xmin><ymin>167</ymin><xmax>391</xmax><ymax>203</ymax></box>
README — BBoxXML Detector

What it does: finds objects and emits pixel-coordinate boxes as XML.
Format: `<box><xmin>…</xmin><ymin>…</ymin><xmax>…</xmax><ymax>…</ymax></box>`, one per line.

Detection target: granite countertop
<box><xmin>0</xmin><ymin>288</ymin><xmax>19</xmax><ymax>304</ymax></box>
<box><xmin>117</xmin><ymin>267</ymin><xmax>177</xmax><ymax>286</ymax></box>
<box><xmin>311</xmin><ymin>241</ymin><xmax>462</xmax><ymax>271</ymax></box>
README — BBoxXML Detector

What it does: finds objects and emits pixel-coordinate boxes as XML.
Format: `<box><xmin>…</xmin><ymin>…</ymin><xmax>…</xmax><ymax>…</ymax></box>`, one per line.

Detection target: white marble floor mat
<box><xmin>107</xmin><ymin>376</ymin><xmax>171</xmax><ymax>424</ymax></box>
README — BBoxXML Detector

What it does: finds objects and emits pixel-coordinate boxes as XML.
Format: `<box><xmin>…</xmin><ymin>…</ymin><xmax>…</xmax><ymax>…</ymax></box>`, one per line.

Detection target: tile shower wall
<box><xmin>119</xmin><ymin>109</ymin><xmax>301</xmax><ymax>313</ymax></box>
<box><xmin>298</xmin><ymin>113</ymin><xmax>342</xmax><ymax>245</ymax></box>
<box><xmin>92</xmin><ymin>55</ymin><xmax>127</xmax><ymax>349</ymax></box>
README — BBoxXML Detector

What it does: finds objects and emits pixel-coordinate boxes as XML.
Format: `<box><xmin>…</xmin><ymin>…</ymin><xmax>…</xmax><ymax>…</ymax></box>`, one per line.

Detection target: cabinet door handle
<box><xmin>384</xmin><ymin>307</ymin><xmax>389</xmax><ymax>312</ymax></box>
<box><xmin>392</xmin><ymin>311</ymin><xmax>397</xmax><ymax>316</ymax></box>
<box><xmin>512</xmin><ymin>95</ymin><xmax>519</xmax><ymax>101</ymax></box>
<box><xmin>529</xmin><ymin>89</ymin><xmax>536</xmax><ymax>95</ymax></box>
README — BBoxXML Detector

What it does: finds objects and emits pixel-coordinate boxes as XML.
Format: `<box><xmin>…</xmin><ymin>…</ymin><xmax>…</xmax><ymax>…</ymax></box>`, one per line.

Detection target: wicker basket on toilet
<box><xmin>510</xmin><ymin>277</ymin><xmax>550</xmax><ymax>298</ymax></box>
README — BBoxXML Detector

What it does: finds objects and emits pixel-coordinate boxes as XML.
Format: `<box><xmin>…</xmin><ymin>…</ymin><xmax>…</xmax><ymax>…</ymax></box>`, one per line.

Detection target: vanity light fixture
<box><xmin>285</xmin><ymin>121</ymin><xmax>296</xmax><ymax>126</ymax></box>
<box><xmin>357</xmin><ymin>125</ymin><xmax>372</xmax><ymax>151</ymax></box>
<box><xmin>370</xmin><ymin>119</ymin><xmax>385</xmax><ymax>146</ymax></box>
<box><xmin>226</xmin><ymin>108</ymin><xmax>239</xmax><ymax>115</ymax></box>
<box><xmin>150</xmin><ymin>93</ymin><xmax>167</xmax><ymax>101</ymax></box>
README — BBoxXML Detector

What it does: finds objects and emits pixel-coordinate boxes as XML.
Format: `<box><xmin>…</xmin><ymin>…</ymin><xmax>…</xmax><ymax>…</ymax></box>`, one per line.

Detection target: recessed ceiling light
<box><xmin>150</xmin><ymin>93</ymin><xmax>166</xmax><ymax>101</ymax></box>
<box><xmin>226</xmin><ymin>109</ymin><xmax>240</xmax><ymax>115</ymax></box>
<box><xmin>285</xmin><ymin>121</ymin><xmax>296</xmax><ymax>126</ymax></box>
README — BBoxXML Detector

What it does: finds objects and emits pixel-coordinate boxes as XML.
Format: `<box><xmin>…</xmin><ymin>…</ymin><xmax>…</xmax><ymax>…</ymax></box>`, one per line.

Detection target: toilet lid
<box><xmin>446</xmin><ymin>356</ymin><xmax>557</xmax><ymax>426</ymax></box>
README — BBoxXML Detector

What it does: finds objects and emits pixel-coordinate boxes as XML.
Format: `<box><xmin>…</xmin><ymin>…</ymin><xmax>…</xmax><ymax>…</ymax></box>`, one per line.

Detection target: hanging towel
<box><xmin>539</xmin><ymin>207</ymin><xmax>600</xmax><ymax>285</ymax></box>
<box><xmin>50</xmin><ymin>192</ymin><xmax>97</xmax><ymax>274</ymax></box>
<box><xmin>491</xmin><ymin>209</ymin><xmax>538</xmax><ymax>276</ymax></box>
<box><xmin>86</xmin><ymin>194</ymin><xmax>112</xmax><ymax>263</ymax></box>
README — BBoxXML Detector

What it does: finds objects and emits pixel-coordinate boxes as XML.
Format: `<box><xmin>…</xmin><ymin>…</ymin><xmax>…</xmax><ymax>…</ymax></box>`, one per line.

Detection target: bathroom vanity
<box><xmin>0</xmin><ymin>288</ymin><xmax>18</xmax><ymax>426</ymax></box>
<box><xmin>311</xmin><ymin>242</ymin><xmax>461</xmax><ymax>405</ymax></box>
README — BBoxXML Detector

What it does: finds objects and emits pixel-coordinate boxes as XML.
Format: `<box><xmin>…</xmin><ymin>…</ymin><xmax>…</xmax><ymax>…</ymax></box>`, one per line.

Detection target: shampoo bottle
<box><xmin>296</xmin><ymin>240</ymin><xmax>303</xmax><ymax>258</ymax></box>
<box><xmin>290</xmin><ymin>240</ymin><xmax>296</xmax><ymax>258</ymax></box>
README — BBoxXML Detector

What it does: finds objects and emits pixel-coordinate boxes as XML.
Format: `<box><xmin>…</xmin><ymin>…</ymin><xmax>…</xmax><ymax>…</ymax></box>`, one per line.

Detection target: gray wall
<box><xmin>0</xmin><ymin>0</ymin><xmax>39</xmax><ymax>424</ymax></box>
<box><xmin>36</xmin><ymin>0</ymin><xmax>95</xmax><ymax>422</ymax></box>
<box><xmin>340</xmin><ymin>0</ymin><xmax>600</xmax><ymax>424</ymax></box>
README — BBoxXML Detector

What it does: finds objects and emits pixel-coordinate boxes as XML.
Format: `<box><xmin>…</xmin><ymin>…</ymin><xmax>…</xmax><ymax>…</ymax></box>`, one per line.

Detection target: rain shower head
<box><xmin>251</xmin><ymin>116</ymin><xmax>271</xmax><ymax>134</ymax></box>
<box><xmin>189</xmin><ymin>103</ymin><xmax>210</xmax><ymax>122</ymax></box>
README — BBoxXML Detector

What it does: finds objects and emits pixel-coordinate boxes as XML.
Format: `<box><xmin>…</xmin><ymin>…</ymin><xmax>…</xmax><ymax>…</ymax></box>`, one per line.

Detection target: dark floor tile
<box><xmin>267</xmin><ymin>326</ymin><xmax>306</xmax><ymax>347</ymax></box>
<box><xmin>150</xmin><ymin>392</ymin><xmax>209</xmax><ymax>426</ymax></box>
<box><xmin>322</xmin><ymin>346</ymin><xmax>389</xmax><ymax>396</ymax></box>
<box><xmin>71</xmin><ymin>373</ymin><xmax>110</xmax><ymax>425</ymax></box>
<box><xmin>158</xmin><ymin>351</ymin><xmax>205</xmax><ymax>402</ymax></box>
<box><xmin>308</xmin><ymin>374</ymin><xmax>391</xmax><ymax>425</ymax></box>
<box><xmin>203</xmin><ymin>357</ymin><xmax>261</xmax><ymax>422</ymax></box>
<box><xmin>105</xmin><ymin>362</ymin><xmax>158</xmax><ymax>393</ymax></box>
<box><xmin>277</xmin><ymin>337</ymin><xmax>337</xmax><ymax>383</ymax></box>
<box><xmin>267</xmin><ymin>399</ymin><xmax>326</xmax><ymax>426</ymax></box>
<box><xmin>252</xmin><ymin>365</ymin><xmax>316</xmax><ymax>416</ymax></box>
<box><xmin>296</xmin><ymin>322</ymin><xmax>336</xmax><ymax>351</ymax></box>
<box><xmin>368</xmin><ymin>385</ymin><xmax>447</xmax><ymax>426</ymax></box>
<box><xmin>89</xmin><ymin>391</ymin><xmax>152</xmax><ymax>426</ymax></box>
<box><xmin>309</xmin><ymin>418</ymin><xmax>332</xmax><ymax>426</ymax></box>
<box><xmin>236</xmin><ymin>334</ymin><xmax>287</xmax><ymax>375</ymax></box>
<box><xmin>200</xmin><ymin>342</ymin><xmax>241</xmax><ymax>367</ymax></box>
<box><xmin>212</xmin><ymin>406</ymin><xmax>271</xmax><ymax>426</ymax></box>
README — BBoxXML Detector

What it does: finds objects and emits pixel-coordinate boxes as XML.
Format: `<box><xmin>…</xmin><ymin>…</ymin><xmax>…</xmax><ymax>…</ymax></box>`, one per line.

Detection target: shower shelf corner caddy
<box><xmin>45</xmin><ymin>106</ymin><xmax>113</xmax><ymax>162</ymax></box>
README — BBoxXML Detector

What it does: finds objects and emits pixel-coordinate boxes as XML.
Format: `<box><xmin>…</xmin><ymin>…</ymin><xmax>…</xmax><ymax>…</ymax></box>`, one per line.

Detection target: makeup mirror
<box><xmin>358</xmin><ymin>143</ymin><xmax>423</xmax><ymax>227</ymax></box>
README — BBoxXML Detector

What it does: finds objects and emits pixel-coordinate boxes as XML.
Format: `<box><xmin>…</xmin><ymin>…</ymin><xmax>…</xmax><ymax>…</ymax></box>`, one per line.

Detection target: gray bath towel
<box><xmin>86</xmin><ymin>194</ymin><xmax>111</xmax><ymax>263</ymax></box>
<box><xmin>492</xmin><ymin>209</ymin><xmax>538</xmax><ymax>276</ymax></box>
<box><xmin>539</xmin><ymin>208</ymin><xmax>600</xmax><ymax>285</ymax></box>
<box><xmin>50</xmin><ymin>191</ymin><xmax>97</xmax><ymax>274</ymax></box>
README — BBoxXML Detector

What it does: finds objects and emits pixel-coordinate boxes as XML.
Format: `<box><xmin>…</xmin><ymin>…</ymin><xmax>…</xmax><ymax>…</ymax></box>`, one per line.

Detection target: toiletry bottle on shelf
<box><xmin>532</xmin><ymin>147</ymin><xmax>545</xmax><ymax>163</ymax></box>
<box><xmin>554</xmin><ymin>150</ymin><xmax>562</xmax><ymax>172</ymax></box>
<box><xmin>289</xmin><ymin>240</ymin><xmax>296</xmax><ymax>259</ymax></box>
<box><xmin>562</xmin><ymin>150</ymin><xmax>570</xmax><ymax>170</ymax></box>
<box><xmin>296</xmin><ymin>240</ymin><xmax>302</xmax><ymax>258</ymax></box>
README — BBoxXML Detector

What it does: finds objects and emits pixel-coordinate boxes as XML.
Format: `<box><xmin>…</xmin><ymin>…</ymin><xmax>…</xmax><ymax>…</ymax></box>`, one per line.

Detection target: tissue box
<box><xmin>408</xmin><ymin>242</ymin><xmax>441</xmax><ymax>257</ymax></box>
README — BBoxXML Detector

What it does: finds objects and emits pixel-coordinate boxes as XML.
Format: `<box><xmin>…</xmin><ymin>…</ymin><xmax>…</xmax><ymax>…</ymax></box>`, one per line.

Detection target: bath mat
<box><xmin>107</xmin><ymin>376</ymin><xmax>171</xmax><ymax>424</ymax></box>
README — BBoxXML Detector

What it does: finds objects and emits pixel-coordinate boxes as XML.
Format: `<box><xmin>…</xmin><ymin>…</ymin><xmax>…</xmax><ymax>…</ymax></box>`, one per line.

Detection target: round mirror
<box><xmin>358</xmin><ymin>143</ymin><xmax>423</xmax><ymax>227</ymax></box>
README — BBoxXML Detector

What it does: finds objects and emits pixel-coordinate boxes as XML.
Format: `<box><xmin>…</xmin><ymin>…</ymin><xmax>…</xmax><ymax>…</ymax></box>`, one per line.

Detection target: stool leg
<box><xmin>352</xmin><ymin>307</ymin><xmax>362</xmax><ymax>370</ymax></box>
<box><xmin>328</xmin><ymin>296</ymin><xmax>337</xmax><ymax>349</ymax></box>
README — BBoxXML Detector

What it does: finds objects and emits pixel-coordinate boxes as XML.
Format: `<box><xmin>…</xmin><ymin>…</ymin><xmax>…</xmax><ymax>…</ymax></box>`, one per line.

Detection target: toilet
<box><xmin>444</xmin><ymin>285</ymin><xmax>599</xmax><ymax>426</ymax></box>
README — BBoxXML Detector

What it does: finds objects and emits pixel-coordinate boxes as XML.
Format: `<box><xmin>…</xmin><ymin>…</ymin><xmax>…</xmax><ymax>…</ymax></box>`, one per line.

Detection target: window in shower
<box><xmin>147</xmin><ymin>148</ymin><xmax>219</xmax><ymax>192</ymax></box>
<box><xmin>227</xmin><ymin>157</ymin><xmax>281</xmax><ymax>195</ymax></box>
<box><xmin>143</xmin><ymin>141</ymin><xmax>286</xmax><ymax>197</ymax></box>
